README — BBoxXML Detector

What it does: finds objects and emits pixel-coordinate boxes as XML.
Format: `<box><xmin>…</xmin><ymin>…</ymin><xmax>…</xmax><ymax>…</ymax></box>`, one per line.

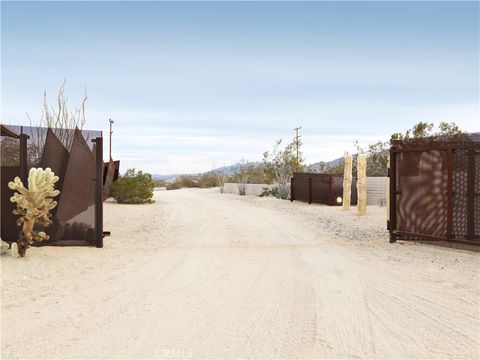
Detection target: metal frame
<box><xmin>291</xmin><ymin>172</ymin><xmax>357</xmax><ymax>206</ymax></box>
<box><xmin>93</xmin><ymin>137</ymin><xmax>104</xmax><ymax>248</ymax></box>
<box><xmin>389</xmin><ymin>140</ymin><xmax>480</xmax><ymax>246</ymax></box>
<box><xmin>19</xmin><ymin>132</ymin><xmax>28</xmax><ymax>185</ymax></box>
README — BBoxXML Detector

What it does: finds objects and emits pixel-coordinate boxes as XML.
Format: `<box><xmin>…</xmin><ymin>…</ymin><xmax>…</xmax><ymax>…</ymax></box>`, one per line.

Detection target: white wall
<box><xmin>366</xmin><ymin>177</ymin><xmax>388</xmax><ymax>206</ymax></box>
<box><xmin>223</xmin><ymin>183</ymin><xmax>274</xmax><ymax>196</ymax></box>
<box><xmin>223</xmin><ymin>178</ymin><xmax>389</xmax><ymax>205</ymax></box>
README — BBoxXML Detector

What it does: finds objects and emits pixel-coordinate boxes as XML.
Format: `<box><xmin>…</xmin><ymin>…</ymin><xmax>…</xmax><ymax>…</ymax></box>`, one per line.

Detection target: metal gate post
<box><xmin>446</xmin><ymin>147</ymin><xmax>453</xmax><ymax>242</ymax></box>
<box><xmin>19</xmin><ymin>133</ymin><xmax>28</xmax><ymax>185</ymax></box>
<box><xmin>389</xmin><ymin>148</ymin><xmax>397</xmax><ymax>243</ymax></box>
<box><xmin>467</xmin><ymin>149</ymin><xmax>475</xmax><ymax>241</ymax></box>
<box><xmin>93</xmin><ymin>137</ymin><xmax>104</xmax><ymax>248</ymax></box>
<box><xmin>290</xmin><ymin>177</ymin><xmax>294</xmax><ymax>202</ymax></box>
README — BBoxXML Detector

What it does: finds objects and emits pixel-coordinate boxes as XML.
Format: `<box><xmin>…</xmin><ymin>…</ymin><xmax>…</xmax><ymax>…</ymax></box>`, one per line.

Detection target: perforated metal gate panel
<box><xmin>390</xmin><ymin>139</ymin><xmax>480</xmax><ymax>245</ymax></box>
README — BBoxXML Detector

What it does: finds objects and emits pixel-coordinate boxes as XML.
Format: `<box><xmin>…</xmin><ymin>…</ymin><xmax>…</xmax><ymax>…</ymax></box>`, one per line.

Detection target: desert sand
<box><xmin>1</xmin><ymin>188</ymin><xmax>479</xmax><ymax>359</ymax></box>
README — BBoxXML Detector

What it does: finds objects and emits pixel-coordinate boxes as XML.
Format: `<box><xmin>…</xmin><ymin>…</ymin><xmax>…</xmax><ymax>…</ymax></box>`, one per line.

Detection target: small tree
<box><xmin>263</xmin><ymin>138</ymin><xmax>304</xmax><ymax>199</ymax></box>
<box><xmin>390</xmin><ymin>121</ymin><xmax>465</xmax><ymax>142</ymax></box>
<box><xmin>110</xmin><ymin>168</ymin><xmax>155</xmax><ymax>204</ymax></box>
<box><xmin>234</xmin><ymin>160</ymin><xmax>249</xmax><ymax>195</ymax></box>
<box><xmin>213</xmin><ymin>169</ymin><xmax>229</xmax><ymax>193</ymax></box>
<box><xmin>354</xmin><ymin>121</ymin><xmax>466</xmax><ymax>177</ymax></box>
<box><xmin>353</xmin><ymin>140</ymin><xmax>388</xmax><ymax>177</ymax></box>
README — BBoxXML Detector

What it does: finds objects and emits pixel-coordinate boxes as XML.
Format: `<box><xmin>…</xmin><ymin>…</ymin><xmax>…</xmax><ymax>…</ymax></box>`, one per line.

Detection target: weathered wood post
<box><xmin>357</xmin><ymin>153</ymin><xmax>367</xmax><ymax>216</ymax></box>
<box><xmin>342</xmin><ymin>152</ymin><xmax>352</xmax><ymax>210</ymax></box>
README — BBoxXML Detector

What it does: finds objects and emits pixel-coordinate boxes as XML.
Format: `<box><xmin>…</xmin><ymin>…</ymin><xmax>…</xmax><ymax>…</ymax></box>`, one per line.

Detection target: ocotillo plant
<box><xmin>8</xmin><ymin>168</ymin><xmax>60</xmax><ymax>257</ymax></box>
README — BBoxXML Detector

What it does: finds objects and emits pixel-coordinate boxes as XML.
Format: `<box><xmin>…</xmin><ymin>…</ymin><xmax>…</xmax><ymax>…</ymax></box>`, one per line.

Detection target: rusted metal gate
<box><xmin>291</xmin><ymin>172</ymin><xmax>357</xmax><ymax>206</ymax></box>
<box><xmin>389</xmin><ymin>139</ymin><xmax>480</xmax><ymax>245</ymax></box>
<box><xmin>1</xmin><ymin>125</ymin><xmax>104</xmax><ymax>248</ymax></box>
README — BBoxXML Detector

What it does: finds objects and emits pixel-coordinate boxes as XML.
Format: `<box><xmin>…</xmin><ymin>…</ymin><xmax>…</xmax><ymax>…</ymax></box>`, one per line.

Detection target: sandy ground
<box><xmin>1</xmin><ymin>188</ymin><xmax>479</xmax><ymax>359</ymax></box>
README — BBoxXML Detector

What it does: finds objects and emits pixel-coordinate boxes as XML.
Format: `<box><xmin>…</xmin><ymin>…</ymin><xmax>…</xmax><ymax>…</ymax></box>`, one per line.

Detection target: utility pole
<box><xmin>294</xmin><ymin>126</ymin><xmax>302</xmax><ymax>167</ymax></box>
<box><xmin>109</xmin><ymin>119</ymin><xmax>114</xmax><ymax>161</ymax></box>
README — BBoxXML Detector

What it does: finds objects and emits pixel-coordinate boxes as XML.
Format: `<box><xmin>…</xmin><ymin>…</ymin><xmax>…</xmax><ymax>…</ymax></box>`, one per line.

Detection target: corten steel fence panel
<box><xmin>56</xmin><ymin>129</ymin><xmax>96</xmax><ymax>223</ymax></box>
<box><xmin>103</xmin><ymin>160</ymin><xmax>120</xmax><ymax>200</ymax></box>
<box><xmin>1</xmin><ymin>126</ymin><xmax>21</xmax><ymax>243</ymax></box>
<box><xmin>0</xmin><ymin>124</ymin><xmax>103</xmax><ymax>246</ymax></box>
<box><xmin>389</xmin><ymin>139</ymin><xmax>480</xmax><ymax>245</ymax></box>
<box><xmin>291</xmin><ymin>173</ymin><xmax>311</xmax><ymax>202</ymax></box>
<box><xmin>291</xmin><ymin>172</ymin><xmax>357</xmax><ymax>206</ymax></box>
<box><xmin>330</xmin><ymin>176</ymin><xmax>358</xmax><ymax>206</ymax></box>
<box><xmin>40</xmin><ymin>129</ymin><xmax>70</xmax><ymax>214</ymax></box>
<box><xmin>1</xmin><ymin>166</ymin><xmax>21</xmax><ymax>243</ymax></box>
<box><xmin>310</xmin><ymin>175</ymin><xmax>332</xmax><ymax>204</ymax></box>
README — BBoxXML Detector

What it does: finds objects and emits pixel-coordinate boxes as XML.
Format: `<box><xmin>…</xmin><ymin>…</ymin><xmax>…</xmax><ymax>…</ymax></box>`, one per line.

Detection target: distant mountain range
<box><xmin>152</xmin><ymin>160</ymin><xmax>340</xmax><ymax>181</ymax></box>
<box><xmin>153</xmin><ymin>132</ymin><xmax>480</xmax><ymax>181</ymax></box>
<box><xmin>152</xmin><ymin>163</ymin><xmax>259</xmax><ymax>181</ymax></box>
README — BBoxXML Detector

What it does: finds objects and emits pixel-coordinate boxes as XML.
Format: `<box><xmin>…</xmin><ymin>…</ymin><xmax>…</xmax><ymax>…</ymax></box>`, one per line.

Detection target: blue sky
<box><xmin>2</xmin><ymin>1</ymin><xmax>479</xmax><ymax>174</ymax></box>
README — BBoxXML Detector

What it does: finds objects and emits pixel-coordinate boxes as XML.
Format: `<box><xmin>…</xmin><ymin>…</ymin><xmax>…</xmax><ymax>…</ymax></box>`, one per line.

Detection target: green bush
<box><xmin>259</xmin><ymin>187</ymin><xmax>277</xmax><ymax>197</ymax></box>
<box><xmin>110</xmin><ymin>168</ymin><xmax>155</xmax><ymax>204</ymax></box>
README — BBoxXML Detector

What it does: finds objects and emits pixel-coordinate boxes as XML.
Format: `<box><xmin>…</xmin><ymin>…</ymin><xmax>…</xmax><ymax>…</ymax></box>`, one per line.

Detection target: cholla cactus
<box><xmin>8</xmin><ymin>168</ymin><xmax>60</xmax><ymax>257</ymax></box>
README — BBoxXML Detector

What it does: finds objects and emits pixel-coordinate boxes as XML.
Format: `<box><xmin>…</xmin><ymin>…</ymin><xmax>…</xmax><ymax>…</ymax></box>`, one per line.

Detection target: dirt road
<box><xmin>1</xmin><ymin>188</ymin><xmax>479</xmax><ymax>359</ymax></box>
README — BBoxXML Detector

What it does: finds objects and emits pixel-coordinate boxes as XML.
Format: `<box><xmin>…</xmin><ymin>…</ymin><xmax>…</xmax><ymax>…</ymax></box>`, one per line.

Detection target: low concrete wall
<box><xmin>223</xmin><ymin>183</ymin><xmax>273</xmax><ymax>196</ymax></box>
<box><xmin>366</xmin><ymin>177</ymin><xmax>388</xmax><ymax>206</ymax></box>
<box><xmin>224</xmin><ymin>178</ymin><xmax>388</xmax><ymax>205</ymax></box>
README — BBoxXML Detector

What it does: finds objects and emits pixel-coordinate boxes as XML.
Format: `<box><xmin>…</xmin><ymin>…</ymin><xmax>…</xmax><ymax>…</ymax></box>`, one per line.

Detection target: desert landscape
<box><xmin>2</xmin><ymin>188</ymin><xmax>479</xmax><ymax>359</ymax></box>
<box><xmin>2</xmin><ymin>2</ymin><xmax>479</xmax><ymax>359</ymax></box>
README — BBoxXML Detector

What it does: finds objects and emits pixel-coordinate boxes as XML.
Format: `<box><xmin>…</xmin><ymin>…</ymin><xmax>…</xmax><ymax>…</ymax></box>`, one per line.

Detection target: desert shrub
<box><xmin>276</xmin><ymin>183</ymin><xmax>290</xmax><ymax>200</ymax></box>
<box><xmin>110</xmin><ymin>168</ymin><xmax>154</xmax><ymax>204</ymax></box>
<box><xmin>259</xmin><ymin>187</ymin><xmax>278</xmax><ymax>197</ymax></box>
<box><xmin>212</xmin><ymin>168</ymin><xmax>229</xmax><ymax>193</ymax></box>
<box><xmin>238</xmin><ymin>183</ymin><xmax>248</xmax><ymax>196</ymax></box>
<box><xmin>154</xmin><ymin>179</ymin><xmax>166</xmax><ymax>188</ymax></box>
<box><xmin>166</xmin><ymin>181</ymin><xmax>182</xmax><ymax>190</ymax></box>
<box><xmin>197</xmin><ymin>172</ymin><xmax>218</xmax><ymax>188</ymax></box>
<box><xmin>166</xmin><ymin>175</ymin><xmax>199</xmax><ymax>190</ymax></box>
<box><xmin>234</xmin><ymin>160</ymin><xmax>249</xmax><ymax>196</ymax></box>
<box><xmin>262</xmin><ymin>138</ymin><xmax>303</xmax><ymax>200</ymax></box>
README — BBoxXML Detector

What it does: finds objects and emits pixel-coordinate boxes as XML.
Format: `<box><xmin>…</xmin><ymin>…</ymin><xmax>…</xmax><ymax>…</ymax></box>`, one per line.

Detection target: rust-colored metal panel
<box><xmin>1</xmin><ymin>166</ymin><xmax>20</xmax><ymax>243</ymax></box>
<box><xmin>103</xmin><ymin>160</ymin><xmax>116</xmax><ymax>200</ymax></box>
<box><xmin>113</xmin><ymin>160</ymin><xmax>120</xmax><ymax>181</ymax></box>
<box><xmin>40</xmin><ymin>128</ymin><xmax>70</xmax><ymax>197</ymax></box>
<box><xmin>395</xmin><ymin>149</ymin><xmax>449</xmax><ymax>240</ymax></box>
<box><xmin>56</xmin><ymin>129</ymin><xmax>95</xmax><ymax>223</ymax></box>
<box><xmin>0</xmin><ymin>125</ymin><xmax>19</xmax><ymax>139</ymax></box>
<box><xmin>1</xmin><ymin>124</ymin><xmax>103</xmax><ymax>247</ymax></box>
<box><xmin>292</xmin><ymin>172</ymin><xmax>357</xmax><ymax>206</ymax></box>
<box><xmin>103</xmin><ymin>160</ymin><xmax>120</xmax><ymax>183</ymax></box>
<box><xmin>390</xmin><ymin>138</ymin><xmax>480</xmax><ymax>245</ymax></box>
